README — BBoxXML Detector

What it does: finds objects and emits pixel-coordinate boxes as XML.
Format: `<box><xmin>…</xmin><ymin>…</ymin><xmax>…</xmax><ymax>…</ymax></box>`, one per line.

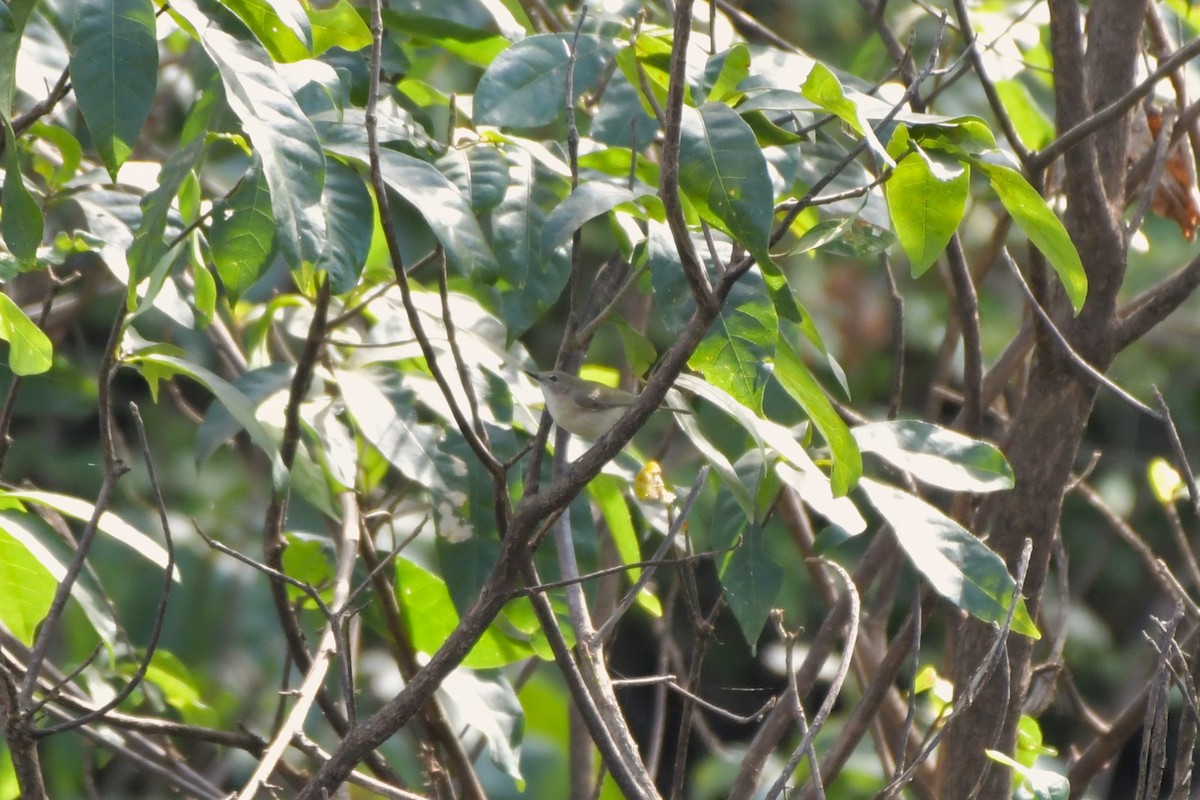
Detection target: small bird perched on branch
<box><xmin>525</xmin><ymin>369</ymin><xmax>689</xmax><ymax>439</ymax></box>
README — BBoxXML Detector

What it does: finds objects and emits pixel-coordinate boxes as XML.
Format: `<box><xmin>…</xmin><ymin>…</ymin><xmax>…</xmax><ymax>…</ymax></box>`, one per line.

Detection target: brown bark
<box><xmin>937</xmin><ymin>1</ymin><xmax>1149</xmax><ymax>795</ymax></box>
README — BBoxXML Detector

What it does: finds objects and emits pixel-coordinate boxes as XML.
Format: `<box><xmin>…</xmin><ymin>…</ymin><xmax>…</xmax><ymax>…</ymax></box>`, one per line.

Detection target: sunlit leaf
<box><xmin>885</xmin><ymin>136</ymin><xmax>969</xmax><ymax>276</ymax></box>
<box><xmin>0</xmin><ymin>524</ymin><xmax>55</xmax><ymax>645</ymax></box>
<box><xmin>541</xmin><ymin>182</ymin><xmax>637</xmax><ymax>255</ymax></box>
<box><xmin>1</xmin><ymin>490</ymin><xmax>175</xmax><ymax>576</ymax></box>
<box><xmin>773</xmin><ymin>338</ymin><xmax>861</xmax><ymax>496</ymax></box>
<box><xmin>854</xmin><ymin>420</ymin><xmax>1014</xmax><ymax>493</ymax></box>
<box><xmin>861</xmin><ymin>479</ymin><xmax>1040</xmax><ymax>639</ymax></box>
<box><xmin>974</xmin><ymin>157</ymin><xmax>1086</xmax><ymax>313</ymax></box>
<box><xmin>0</xmin><ymin>293</ymin><xmax>51</xmax><ymax>376</ymax></box>
<box><xmin>396</xmin><ymin>556</ymin><xmax>534</xmax><ymax>668</ymax></box>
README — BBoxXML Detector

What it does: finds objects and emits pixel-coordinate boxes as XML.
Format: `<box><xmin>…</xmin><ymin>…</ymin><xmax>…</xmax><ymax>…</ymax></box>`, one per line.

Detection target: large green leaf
<box><xmin>325</xmin><ymin>141</ymin><xmax>498</xmax><ymax>279</ymax></box>
<box><xmin>195</xmin><ymin>363</ymin><xmax>292</xmax><ymax>464</ymax></box>
<box><xmin>860</xmin><ymin>478</ymin><xmax>1040</xmax><ymax>639</ymax></box>
<box><xmin>172</xmin><ymin>0</ymin><xmax>327</xmax><ymax>270</ymax></box>
<box><xmin>210</xmin><ymin>162</ymin><xmax>276</xmax><ymax>302</ymax></box>
<box><xmin>70</xmin><ymin>0</ymin><xmax>158</xmax><ymax>179</ymax></box>
<box><xmin>395</xmin><ymin>556</ymin><xmax>534</xmax><ymax>668</ymax></box>
<box><xmin>0</xmin><ymin>514</ymin><xmax>117</xmax><ymax>642</ymax></box>
<box><xmin>853</xmin><ymin>420</ymin><xmax>1014</xmax><ymax>493</ymax></box>
<box><xmin>475</xmin><ymin>33</ymin><xmax>613</xmax><ymax>127</ymax></box>
<box><xmin>0</xmin><ymin>524</ymin><xmax>55</xmax><ymax>645</ymax></box>
<box><xmin>885</xmin><ymin>137</ymin><xmax>969</xmax><ymax>276</ymax></box>
<box><xmin>702</xmin><ymin>43</ymin><xmax>751</xmax><ymax>105</ymax></box>
<box><xmin>309</xmin><ymin>0</ymin><xmax>372</xmax><ymax>56</ymax></box>
<box><xmin>689</xmin><ymin>286</ymin><xmax>775</xmax><ymax>411</ymax></box>
<box><xmin>678</xmin><ymin>102</ymin><xmax>773</xmax><ymax>253</ymax></box>
<box><xmin>773</xmin><ymin>338</ymin><xmax>861</xmax><ymax>496</ymax></box>
<box><xmin>974</xmin><ymin>158</ymin><xmax>1087</xmax><ymax>313</ymax></box>
<box><xmin>315</xmin><ymin>159</ymin><xmax>373</xmax><ymax>295</ymax></box>
<box><xmin>720</xmin><ymin>524</ymin><xmax>781</xmax><ymax>652</ymax></box>
<box><xmin>0</xmin><ymin>293</ymin><xmax>51</xmax><ymax>376</ymax></box>
<box><xmin>493</xmin><ymin>150</ymin><xmax>570</xmax><ymax>341</ymax></box>
<box><xmin>2</xmin><ymin>118</ymin><xmax>43</xmax><ymax>264</ymax></box>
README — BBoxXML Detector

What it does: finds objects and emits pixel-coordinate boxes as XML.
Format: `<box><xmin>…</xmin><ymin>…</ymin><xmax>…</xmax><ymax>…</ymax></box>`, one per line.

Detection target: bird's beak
<box><xmin>523</xmin><ymin>368</ymin><xmax>540</xmax><ymax>381</ymax></box>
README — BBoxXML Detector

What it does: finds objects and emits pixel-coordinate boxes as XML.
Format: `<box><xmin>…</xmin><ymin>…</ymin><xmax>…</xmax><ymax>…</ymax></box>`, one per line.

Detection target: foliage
<box><xmin>1</xmin><ymin>0</ymin><xmax>1200</xmax><ymax>799</ymax></box>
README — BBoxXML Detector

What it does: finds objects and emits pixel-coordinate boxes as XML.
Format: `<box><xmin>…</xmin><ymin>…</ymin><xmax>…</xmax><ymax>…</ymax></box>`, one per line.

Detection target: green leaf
<box><xmin>703</xmin><ymin>43</ymin><xmax>751</xmax><ymax>104</ymax></box>
<box><xmin>382</xmin><ymin>10</ymin><xmax>509</xmax><ymax>66</ymax></box>
<box><xmin>210</xmin><ymin>163</ymin><xmax>276</xmax><ymax>302</ymax></box>
<box><xmin>325</xmin><ymin>141</ymin><xmax>498</xmax><ymax>279</ymax></box>
<box><xmin>223</xmin><ymin>0</ymin><xmax>312</xmax><ymax>62</ymax></box>
<box><xmin>994</xmin><ymin>80</ymin><xmax>1054</xmax><ymax>151</ymax></box>
<box><xmin>541</xmin><ymin>182</ymin><xmax>637</xmax><ymax>256</ymax></box>
<box><xmin>720</xmin><ymin>524</ymin><xmax>781</xmax><ymax>652</ymax></box>
<box><xmin>438</xmin><ymin>668</ymin><xmax>526</xmax><ymax>789</ymax></box>
<box><xmin>437</xmin><ymin>144</ymin><xmax>510</xmax><ymax>213</ymax></box>
<box><xmin>1</xmin><ymin>490</ymin><xmax>174</xmax><ymax>575</ymax></box>
<box><xmin>309</xmin><ymin>0</ymin><xmax>372</xmax><ymax>56</ymax></box>
<box><xmin>126</xmin><ymin>131</ymin><xmax>207</xmax><ymax>301</ymax></box>
<box><xmin>678</xmin><ymin>102</ymin><xmax>774</xmax><ymax>252</ymax></box>
<box><xmin>0</xmin><ymin>293</ymin><xmax>51</xmax><ymax>375</ymax></box>
<box><xmin>860</xmin><ymin>478</ymin><xmax>1040</xmax><ymax>639</ymax></box>
<box><xmin>172</xmin><ymin>0</ymin><xmax>327</xmax><ymax>270</ymax></box>
<box><xmin>316</xmin><ymin>159</ymin><xmax>373</xmax><ymax>295</ymax></box>
<box><xmin>885</xmin><ymin>139</ymin><xmax>969</xmax><ymax>276</ymax></box>
<box><xmin>974</xmin><ymin>158</ymin><xmax>1087</xmax><ymax>313</ymax></box>
<box><xmin>0</xmin><ymin>514</ymin><xmax>117</xmax><ymax>642</ymax></box>
<box><xmin>127</xmin><ymin>352</ymin><xmax>289</xmax><ymax>490</ymax></box>
<box><xmin>396</xmin><ymin>556</ymin><xmax>534</xmax><ymax>668</ymax></box>
<box><xmin>853</xmin><ymin>420</ymin><xmax>1015</xmax><ymax>493</ymax></box>
<box><xmin>0</xmin><ymin>0</ymin><xmax>36</xmax><ymax>117</ymax></box>
<box><xmin>801</xmin><ymin>62</ymin><xmax>892</xmax><ymax>167</ymax></box>
<box><xmin>689</xmin><ymin>283</ymin><xmax>775</xmax><ymax>411</ymax></box>
<box><xmin>588</xmin><ymin>474</ymin><xmax>660</xmax><ymax>616</ymax></box>
<box><xmin>140</xmin><ymin>650</ymin><xmax>219</xmax><ymax>726</ymax></box>
<box><xmin>475</xmin><ymin>33</ymin><xmax>613</xmax><ymax>127</ymax></box>
<box><xmin>70</xmin><ymin>0</ymin><xmax>158</xmax><ymax>179</ymax></box>
<box><xmin>195</xmin><ymin>363</ymin><xmax>292</xmax><ymax>464</ymax></box>
<box><xmin>773</xmin><ymin>338</ymin><xmax>861</xmax><ymax>496</ymax></box>
<box><xmin>494</xmin><ymin>150</ymin><xmax>570</xmax><ymax>341</ymax></box>
<box><xmin>1</xmin><ymin>119</ymin><xmax>43</xmax><ymax>264</ymax></box>
<box><xmin>0</xmin><ymin>524</ymin><xmax>55</xmax><ymax>645</ymax></box>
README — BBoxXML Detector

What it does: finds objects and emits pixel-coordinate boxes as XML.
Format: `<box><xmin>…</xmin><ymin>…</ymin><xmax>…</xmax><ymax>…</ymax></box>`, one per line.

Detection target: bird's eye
<box><xmin>548</xmin><ymin>375</ymin><xmax>558</xmax><ymax>382</ymax></box>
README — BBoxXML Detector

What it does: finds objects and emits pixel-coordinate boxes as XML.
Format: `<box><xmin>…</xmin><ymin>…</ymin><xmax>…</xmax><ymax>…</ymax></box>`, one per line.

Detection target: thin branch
<box><xmin>240</xmin><ymin>491</ymin><xmax>360</xmax><ymax>800</ymax></box>
<box><xmin>1115</xmin><ymin>250</ymin><xmax>1200</xmax><ymax>350</ymax></box>
<box><xmin>1030</xmin><ymin>35</ymin><xmax>1200</xmax><ymax>173</ymax></box>
<box><xmin>765</xmin><ymin>560</ymin><xmax>860</xmax><ymax>800</ymax></box>
<box><xmin>35</xmin><ymin>403</ymin><xmax>176</xmax><ymax>737</ymax></box>
<box><xmin>1001</xmin><ymin>248</ymin><xmax>1157</xmax><ymax>417</ymax></box>
<box><xmin>596</xmin><ymin>467</ymin><xmax>709</xmax><ymax>641</ymax></box>
<box><xmin>951</xmin><ymin>0</ymin><xmax>1030</xmax><ymax>163</ymax></box>
<box><xmin>879</xmin><ymin>539</ymin><xmax>1034</xmax><ymax>798</ymax></box>
<box><xmin>946</xmin><ymin>235</ymin><xmax>982</xmax><ymax>434</ymax></box>
<box><xmin>657</xmin><ymin>0</ymin><xmax>716</xmax><ymax>313</ymax></box>
<box><xmin>18</xmin><ymin>305</ymin><xmax>129</xmax><ymax>708</ymax></box>
<box><xmin>1153</xmin><ymin>386</ymin><xmax>1200</xmax><ymax>521</ymax></box>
